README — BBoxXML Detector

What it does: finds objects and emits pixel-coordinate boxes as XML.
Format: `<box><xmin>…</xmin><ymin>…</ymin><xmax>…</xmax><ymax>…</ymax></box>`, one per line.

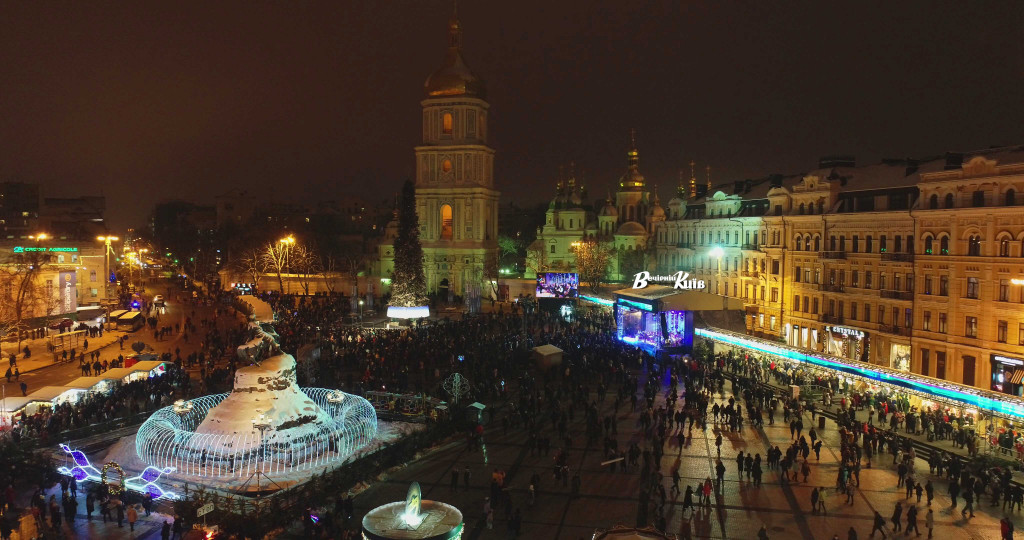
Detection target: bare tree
<box><xmin>318</xmin><ymin>253</ymin><xmax>340</xmax><ymax>295</ymax></box>
<box><xmin>570</xmin><ymin>239</ymin><xmax>614</xmax><ymax>292</ymax></box>
<box><xmin>290</xmin><ymin>244</ymin><xmax>321</xmax><ymax>296</ymax></box>
<box><xmin>261</xmin><ymin>241</ymin><xmax>289</xmax><ymax>293</ymax></box>
<box><xmin>525</xmin><ymin>243</ymin><xmax>549</xmax><ymax>277</ymax></box>
<box><xmin>0</xmin><ymin>250</ymin><xmax>54</xmax><ymax>354</ymax></box>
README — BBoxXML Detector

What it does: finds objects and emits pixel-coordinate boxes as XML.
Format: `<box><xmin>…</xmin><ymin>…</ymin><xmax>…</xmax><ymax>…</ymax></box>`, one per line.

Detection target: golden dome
<box><xmin>424</xmin><ymin>16</ymin><xmax>486</xmax><ymax>99</ymax></box>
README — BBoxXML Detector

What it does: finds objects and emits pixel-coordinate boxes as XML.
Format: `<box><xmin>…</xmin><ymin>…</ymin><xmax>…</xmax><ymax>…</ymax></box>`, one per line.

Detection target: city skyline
<box><xmin>2</xmin><ymin>1</ymin><xmax>1023</xmax><ymax>230</ymax></box>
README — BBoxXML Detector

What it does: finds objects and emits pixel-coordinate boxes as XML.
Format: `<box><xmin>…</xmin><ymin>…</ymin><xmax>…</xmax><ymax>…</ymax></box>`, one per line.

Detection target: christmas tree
<box><xmin>389</xmin><ymin>179</ymin><xmax>428</xmax><ymax>308</ymax></box>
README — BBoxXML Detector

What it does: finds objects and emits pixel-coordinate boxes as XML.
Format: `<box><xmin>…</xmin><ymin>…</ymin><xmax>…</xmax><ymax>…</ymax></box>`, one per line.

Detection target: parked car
<box><xmin>153</xmin><ymin>294</ymin><xmax>165</xmax><ymax>307</ymax></box>
<box><xmin>48</xmin><ymin>318</ymin><xmax>73</xmax><ymax>331</ymax></box>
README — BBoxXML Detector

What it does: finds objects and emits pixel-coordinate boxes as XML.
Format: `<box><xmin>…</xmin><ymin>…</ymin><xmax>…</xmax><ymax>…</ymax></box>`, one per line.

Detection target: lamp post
<box><xmin>251</xmin><ymin>413</ymin><xmax>272</xmax><ymax>494</ymax></box>
<box><xmin>97</xmin><ymin>236</ymin><xmax>119</xmax><ymax>323</ymax></box>
<box><xmin>278</xmin><ymin>235</ymin><xmax>295</xmax><ymax>294</ymax></box>
<box><xmin>358</xmin><ymin>299</ymin><xmax>364</xmax><ymax>326</ymax></box>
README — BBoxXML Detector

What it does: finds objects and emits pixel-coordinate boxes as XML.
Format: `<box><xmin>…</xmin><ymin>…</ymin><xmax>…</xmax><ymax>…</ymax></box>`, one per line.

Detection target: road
<box><xmin>0</xmin><ymin>277</ymin><xmax>216</xmax><ymax>400</ymax></box>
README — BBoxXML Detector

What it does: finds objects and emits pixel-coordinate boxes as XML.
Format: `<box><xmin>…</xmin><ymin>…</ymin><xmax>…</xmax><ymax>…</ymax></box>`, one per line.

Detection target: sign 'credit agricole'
<box><xmin>632</xmin><ymin>271</ymin><xmax>706</xmax><ymax>290</ymax></box>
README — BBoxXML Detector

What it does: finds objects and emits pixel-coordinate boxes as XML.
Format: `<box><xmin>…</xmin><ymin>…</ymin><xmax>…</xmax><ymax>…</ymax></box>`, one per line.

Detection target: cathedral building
<box><xmin>526</xmin><ymin>136</ymin><xmax>661</xmax><ymax>281</ymax></box>
<box><xmin>382</xmin><ymin>8</ymin><xmax>500</xmax><ymax>299</ymax></box>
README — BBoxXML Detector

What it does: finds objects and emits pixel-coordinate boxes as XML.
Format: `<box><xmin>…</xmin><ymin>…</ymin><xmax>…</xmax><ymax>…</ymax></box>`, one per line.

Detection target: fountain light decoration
<box><xmin>135</xmin><ymin>388</ymin><xmax>377</xmax><ymax>478</ymax></box>
<box><xmin>401</xmin><ymin>482</ymin><xmax>423</xmax><ymax>528</ymax></box>
<box><xmin>57</xmin><ymin>444</ymin><xmax>180</xmax><ymax>500</ymax></box>
<box><xmin>362</xmin><ymin>481</ymin><xmax>464</xmax><ymax>540</ymax></box>
<box><xmin>442</xmin><ymin>373</ymin><xmax>470</xmax><ymax>405</ymax></box>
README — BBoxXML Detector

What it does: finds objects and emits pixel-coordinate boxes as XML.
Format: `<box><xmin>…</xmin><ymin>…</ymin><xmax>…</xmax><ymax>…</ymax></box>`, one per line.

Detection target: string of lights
<box><xmin>135</xmin><ymin>389</ymin><xmax>377</xmax><ymax>478</ymax></box>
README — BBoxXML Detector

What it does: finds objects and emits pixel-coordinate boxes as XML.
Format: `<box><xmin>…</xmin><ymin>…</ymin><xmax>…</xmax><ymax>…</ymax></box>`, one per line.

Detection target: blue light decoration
<box><xmin>579</xmin><ymin>295</ymin><xmax>614</xmax><ymax>307</ymax></box>
<box><xmin>696</xmin><ymin>327</ymin><xmax>1024</xmax><ymax>420</ymax></box>
<box><xmin>57</xmin><ymin>444</ymin><xmax>180</xmax><ymax>500</ymax></box>
<box><xmin>616</xmin><ymin>298</ymin><xmax>653</xmax><ymax>312</ymax></box>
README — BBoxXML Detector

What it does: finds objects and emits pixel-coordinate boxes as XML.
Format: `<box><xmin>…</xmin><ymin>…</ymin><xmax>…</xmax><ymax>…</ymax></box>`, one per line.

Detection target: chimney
<box><xmin>944</xmin><ymin>152</ymin><xmax>964</xmax><ymax>170</ymax></box>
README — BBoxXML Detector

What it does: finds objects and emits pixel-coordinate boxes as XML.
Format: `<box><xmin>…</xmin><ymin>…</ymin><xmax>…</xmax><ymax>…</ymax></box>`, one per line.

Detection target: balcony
<box><xmin>822</xmin><ymin>314</ymin><xmax>844</xmax><ymax>324</ymax></box>
<box><xmin>741</xmin><ymin>270</ymin><xmax>760</xmax><ymax>278</ymax></box>
<box><xmin>819</xmin><ymin>251</ymin><xmax>846</xmax><ymax>260</ymax></box>
<box><xmin>822</xmin><ymin>283</ymin><xmax>845</xmax><ymax>293</ymax></box>
<box><xmin>676</xmin><ymin>242</ymin><xmax>693</xmax><ymax>249</ymax></box>
<box><xmin>741</xmin><ymin>243</ymin><xmax>760</xmax><ymax>251</ymax></box>
<box><xmin>881</xmin><ymin>252</ymin><xmax>914</xmax><ymax>262</ymax></box>
<box><xmin>881</xmin><ymin>324</ymin><xmax>912</xmax><ymax>337</ymax></box>
<box><xmin>880</xmin><ymin>289</ymin><xmax>914</xmax><ymax>300</ymax></box>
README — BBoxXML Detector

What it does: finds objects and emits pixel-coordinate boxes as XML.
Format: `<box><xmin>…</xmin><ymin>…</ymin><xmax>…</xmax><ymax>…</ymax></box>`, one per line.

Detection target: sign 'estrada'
<box><xmin>632</xmin><ymin>271</ymin><xmax>707</xmax><ymax>290</ymax></box>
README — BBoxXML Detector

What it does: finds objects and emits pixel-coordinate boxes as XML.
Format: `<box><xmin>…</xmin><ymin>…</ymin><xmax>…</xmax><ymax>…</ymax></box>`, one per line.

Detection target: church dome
<box><xmin>599</xmin><ymin>199</ymin><xmax>618</xmax><ymax>217</ymax></box>
<box><xmin>616</xmin><ymin>221</ymin><xmax>647</xmax><ymax>236</ymax></box>
<box><xmin>648</xmin><ymin>204</ymin><xmax>665</xmax><ymax>219</ymax></box>
<box><xmin>424</xmin><ymin>17</ymin><xmax>486</xmax><ymax>99</ymax></box>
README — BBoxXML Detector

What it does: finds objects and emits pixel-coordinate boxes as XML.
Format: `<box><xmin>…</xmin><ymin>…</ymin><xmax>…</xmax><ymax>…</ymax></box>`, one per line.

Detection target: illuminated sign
<box><xmin>825</xmin><ymin>326</ymin><xmax>866</xmax><ymax>339</ymax></box>
<box><xmin>12</xmin><ymin>246</ymin><xmax>79</xmax><ymax>253</ymax></box>
<box><xmin>617</xmin><ymin>298</ymin><xmax>653</xmax><ymax>311</ymax></box>
<box><xmin>632</xmin><ymin>271</ymin><xmax>706</xmax><ymax>290</ymax></box>
<box><xmin>993</xmin><ymin>355</ymin><xmax>1024</xmax><ymax>366</ymax></box>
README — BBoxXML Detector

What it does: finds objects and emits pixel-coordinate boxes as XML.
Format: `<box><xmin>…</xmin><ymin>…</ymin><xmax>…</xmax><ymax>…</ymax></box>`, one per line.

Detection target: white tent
<box><xmin>531</xmin><ymin>344</ymin><xmax>563</xmax><ymax>369</ymax></box>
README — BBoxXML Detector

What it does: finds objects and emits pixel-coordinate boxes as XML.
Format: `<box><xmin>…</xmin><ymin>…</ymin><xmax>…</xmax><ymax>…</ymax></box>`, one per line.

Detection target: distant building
<box><xmin>39</xmin><ymin>196</ymin><xmax>107</xmax><ymax>240</ymax></box>
<box><xmin>0</xmin><ymin>181</ymin><xmax>41</xmax><ymax>238</ymax></box>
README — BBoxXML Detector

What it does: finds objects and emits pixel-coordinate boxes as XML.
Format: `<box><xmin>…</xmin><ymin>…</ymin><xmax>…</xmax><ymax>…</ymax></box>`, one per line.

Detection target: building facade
<box><xmin>651</xmin><ymin>147</ymin><xmax>1024</xmax><ymax>395</ymax></box>
<box><xmin>407</xmin><ymin>9</ymin><xmax>499</xmax><ymax>299</ymax></box>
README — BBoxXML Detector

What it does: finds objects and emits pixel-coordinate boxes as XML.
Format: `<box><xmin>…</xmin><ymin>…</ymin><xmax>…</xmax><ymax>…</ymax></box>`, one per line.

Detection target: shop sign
<box><xmin>12</xmin><ymin>246</ymin><xmax>79</xmax><ymax>253</ymax></box>
<box><xmin>826</xmin><ymin>325</ymin><xmax>866</xmax><ymax>339</ymax></box>
<box><xmin>992</xmin><ymin>354</ymin><xmax>1024</xmax><ymax>366</ymax></box>
<box><xmin>631</xmin><ymin>271</ymin><xmax>706</xmax><ymax>290</ymax></box>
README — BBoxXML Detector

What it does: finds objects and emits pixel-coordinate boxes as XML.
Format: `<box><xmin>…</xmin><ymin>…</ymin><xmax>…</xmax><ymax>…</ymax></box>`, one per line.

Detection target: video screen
<box><xmin>536</xmin><ymin>272</ymin><xmax>579</xmax><ymax>298</ymax></box>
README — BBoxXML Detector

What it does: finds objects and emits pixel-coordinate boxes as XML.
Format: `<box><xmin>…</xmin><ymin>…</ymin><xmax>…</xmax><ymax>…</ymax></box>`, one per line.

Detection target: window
<box><xmin>940</xmin><ymin>236</ymin><xmax>949</xmax><ymax>255</ymax></box>
<box><xmin>936</xmin><ymin>352</ymin><xmax>947</xmax><ymax>379</ymax></box>
<box><xmin>829</xmin><ymin>236</ymin><xmax>836</xmax><ymax>251</ymax></box>
<box><xmin>771</xmin><ymin>260</ymin><xmax>780</xmax><ymax>275</ymax></box>
<box><xmin>972</xmin><ymin>190</ymin><xmax>985</xmax><ymax>207</ymax></box>
<box><xmin>1019</xmin><ymin>323</ymin><xmax>1024</xmax><ymax>345</ymax></box>
<box><xmin>1000</xmin><ymin>279</ymin><xmax>1010</xmax><ymax>302</ymax></box>
<box><xmin>924</xmin><ymin>237</ymin><xmax>933</xmax><ymax>254</ymax></box>
<box><xmin>89</xmin><ymin>270</ymin><xmax>97</xmax><ymax>282</ymax></box>
<box><xmin>968</xmin><ymin>235</ymin><xmax>981</xmax><ymax>256</ymax></box>
<box><xmin>880</xmin><ymin>235</ymin><xmax>887</xmax><ymax>253</ymax></box>
<box><xmin>1000</xmin><ymin>239</ymin><xmax>1010</xmax><ymax>257</ymax></box>
<box><xmin>966</xmin><ymin>277</ymin><xmax>979</xmax><ymax>299</ymax></box>
<box><xmin>812</xmin><ymin>298</ymin><xmax>819</xmax><ymax>314</ymax></box>
<box><xmin>803</xmin><ymin>296</ymin><xmax>810</xmax><ymax>312</ymax></box>
<box><xmin>799</xmin><ymin>203</ymin><xmax>805</xmax><ymax>215</ymax></box>
<box><xmin>442</xmin><ymin>159</ymin><xmax>453</xmax><ymax>173</ymax></box>
<box><xmin>938</xmin><ymin>312</ymin><xmax>947</xmax><ymax>333</ymax></box>
<box><xmin>550</xmin><ymin>244</ymin><xmax>555</xmax><ymax>254</ymax></box>
<box><xmin>442</xmin><ymin>112</ymin><xmax>453</xmax><ymax>134</ymax></box>
<box><xmin>865</xmin><ymin>271</ymin><xmax>873</xmax><ymax>289</ymax></box>
<box><xmin>794</xmin><ymin>266</ymin><xmax>802</xmax><ymax>282</ymax></box>
<box><xmin>814</xmin><ymin>268</ymin><xmax>820</xmax><ymax>284</ymax></box>
<box><xmin>71</xmin><ymin>254</ymin><xmax>78</xmax><ymax>263</ymax></box>
<box><xmin>866</xmin><ymin>236</ymin><xmax>873</xmax><ymax>253</ymax></box>
<box><xmin>921</xmin><ymin>349</ymin><xmax>930</xmax><ymax>376</ymax></box>
<box><xmin>944</xmin><ymin>193</ymin><xmax>954</xmax><ymax>208</ymax></box>
<box><xmin>998</xmin><ymin>320</ymin><xmax>1008</xmax><ymax>343</ymax></box>
<box><xmin>904</xmin><ymin>308</ymin><xmax>912</xmax><ymax>328</ymax></box>
<box><xmin>759</xmin><ymin>314</ymin><xmax>764</xmax><ymax>328</ymax></box>
<box><xmin>794</xmin><ymin>295</ymin><xmax>801</xmax><ymax>311</ymax></box>
<box><xmin>939</xmin><ymin>276</ymin><xmax>949</xmax><ymax>296</ymax></box>
<box><xmin>852</xmin><ymin>235</ymin><xmax>859</xmax><ymax>253</ymax></box>
<box><xmin>1007</xmin><ymin>189</ymin><xmax>1017</xmax><ymax>206</ymax></box>
<box><xmin>770</xmin><ymin>287</ymin><xmax>779</xmax><ymax>303</ymax></box>
<box><xmin>963</xmin><ymin>355</ymin><xmax>976</xmax><ymax>386</ymax></box>
<box><xmin>828</xmin><ymin>299</ymin><xmax>835</xmax><ymax>316</ymax></box>
<box><xmin>466</xmin><ymin>110</ymin><xmax>476</xmax><ymax>136</ymax></box>
<box><xmin>852</xmin><ymin>270</ymin><xmax>859</xmax><ymax>287</ymax></box>
<box><xmin>770</xmin><ymin>315</ymin><xmax>777</xmax><ymax>331</ymax></box>
<box><xmin>760</xmin><ymin>286</ymin><xmax>765</xmax><ymax>300</ymax></box>
<box><xmin>804</xmin><ymin>268</ymin><xmax>811</xmax><ymax>283</ymax></box>
<box><xmin>851</xmin><ymin>303</ymin><xmax>858</xmax><ymax>320</ymax></box>
<box><xmin>923</xmin><ymin>311</ymin><xmax>931</xmax><ymax>331</ymax></box>
<box><xmin>894</xmin><ymin>236</ymin><xmax>902</xmax><ymax>253</ymax></box>
<box><xmin>965</xmin><ymin>316</ymin><xmax>978</xmax><ymax>338</ymax></box>
<box><xmin>929</xmin><ymin>194</ymin><xmax>939</xmax><ymax>209</ymax></box>
<box><xmin>879</xmin><ymin>273</ymin><xmax>887</xmax><ymax>290</ymax></box>
<box><xmin>440</xmin><ymin>204</ymin><xmax>453</xmax><ymax>240</ymax></box>
<box><xmin>924</xmin><ymin>276</ymin><xmax>932</xmax><ymax>295</ymax></box>
<box><xmin>839</xmin><ymin>236</ymin><xmax>846</xmax><ymax>251</ymax></box>
<box><xmin>877</xmin><ymin>305</ymin><xmax>885</xmax><ymax>324</ymax></box>
<box><xmin>58</xmin><ymin>254</ymin><xmax>65</xmax><ymax>263</ymax></box>
<box><xmin>796</xmin><ymin>237</ymin><xmax>803</xmax><ymax>251</ymax></box>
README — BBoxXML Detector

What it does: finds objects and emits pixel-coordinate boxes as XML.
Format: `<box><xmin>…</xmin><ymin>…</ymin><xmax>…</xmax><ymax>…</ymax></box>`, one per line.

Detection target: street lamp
<box><xmin>28</xmin><ymin>233</ymin><xmax>49</xmax><ymax>241</ymax></box>
<box><xmin>251</xmin><ymin>413</ymin><xmax>272</xmax><ymax>493</ymax></box>
<box><xmin>97</xmin><ymin>236</ymin><xmax>119</xmax><ymax>308</ymax></box>
<box><xmin>359</xmin><ymin>299</ymin><xmax>365</xmax><ymax>325</ymax></box>
<box><xmin>279</xmin><ymin>236</ymin><xmax>295</xmax><ymax>293</ymax></box>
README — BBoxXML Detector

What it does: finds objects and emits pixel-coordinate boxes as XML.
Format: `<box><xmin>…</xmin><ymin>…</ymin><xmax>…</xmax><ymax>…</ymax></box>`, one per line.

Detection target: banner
<box><xmin>59</xmin><ymin>271</ymin><xmax>77</xmax><ymax>314</ymax></box>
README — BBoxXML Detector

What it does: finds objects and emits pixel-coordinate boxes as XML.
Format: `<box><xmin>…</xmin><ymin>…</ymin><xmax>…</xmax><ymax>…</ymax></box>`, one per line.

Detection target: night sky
<box><xmin>2</xmin><ymin>1</ymin><xmax>1023</xmax><ymax>230</ymax></box>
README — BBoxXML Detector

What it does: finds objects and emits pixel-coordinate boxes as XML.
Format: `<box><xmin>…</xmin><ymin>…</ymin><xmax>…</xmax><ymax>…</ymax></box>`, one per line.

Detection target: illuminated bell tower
<box><xmin>414</xmin><ymin>6</ymin><xmax>500</xmax><ymax>298</ymax></box>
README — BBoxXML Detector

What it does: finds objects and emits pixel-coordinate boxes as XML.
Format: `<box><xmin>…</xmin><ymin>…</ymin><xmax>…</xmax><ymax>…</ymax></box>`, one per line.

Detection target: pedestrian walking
<box><xmin>925</xmin><ymin>508</ymin><xmax>934</xmax><ymax>539</ymax></box>
<box><xmin>870</xmin><ymin>511</ymin><xmax>887</xmax><ymax>538</ymax></box>
<box><xmin>892</xmin><ymin>502</ymin><xmax>903</xmax><ymax>532</ymax></box>
<box><xmin>906</xmin><ymin>505</ymin><xmax>920</xmax><ymax>536</ymax></box>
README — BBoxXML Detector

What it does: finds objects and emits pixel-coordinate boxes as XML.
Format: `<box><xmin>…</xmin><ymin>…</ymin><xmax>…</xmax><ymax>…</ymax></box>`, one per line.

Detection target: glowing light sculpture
<box><xmin>57</xmin><ymin>444</ymin><xmax>180</xmax><ymax>500</ymax></box>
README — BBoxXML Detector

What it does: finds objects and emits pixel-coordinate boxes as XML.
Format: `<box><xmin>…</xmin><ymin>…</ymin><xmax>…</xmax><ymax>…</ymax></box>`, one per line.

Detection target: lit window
<box><xmin>442</xmin><ymin>159</ymin><xmax>452</xmax><ymax>173</ymax></box>
<box><xmin>442</xmin><ymin>112</ymin><xmax>453</xmax><ymax>135</ymax></box>
<box><xmin>440</xmin><ymin>205</ymin><xmax>453</xmax><ymax>240</ymax></box>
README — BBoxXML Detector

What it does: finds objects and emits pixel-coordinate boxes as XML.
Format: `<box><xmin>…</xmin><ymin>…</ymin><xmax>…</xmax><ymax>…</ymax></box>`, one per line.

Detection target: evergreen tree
<box><xmin>390</xmin><ymin>179</ymin><xmax>428</xmax><ymax>307</ymax></box>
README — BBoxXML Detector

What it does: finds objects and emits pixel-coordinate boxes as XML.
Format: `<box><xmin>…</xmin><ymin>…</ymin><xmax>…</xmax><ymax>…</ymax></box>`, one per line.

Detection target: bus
<box><xmin>116</xmin><ymin>311</ymin><xmax>145</xmax><ymax>332</ymax></box>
